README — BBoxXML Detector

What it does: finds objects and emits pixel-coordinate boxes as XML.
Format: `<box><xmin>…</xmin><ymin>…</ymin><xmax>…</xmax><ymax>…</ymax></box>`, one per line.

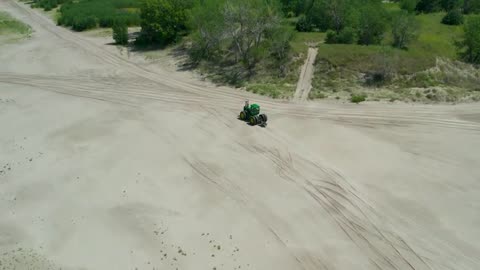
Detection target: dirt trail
<box><xmin>293</xmin><ymin>47</ymin><xmax>318</xmax><ymax>101</ymax></box>
<box><xmin>1</xmin><ymin>1</ymin><xmax>480</xmax><ymax>270</ymax></box>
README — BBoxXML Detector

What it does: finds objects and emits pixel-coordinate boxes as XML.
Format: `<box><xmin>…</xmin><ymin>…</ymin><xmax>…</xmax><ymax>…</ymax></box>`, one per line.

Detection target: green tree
<box><xmin>307</xmin><ymin>0</ymin><xmax>358</xmax><ymax>32</ymax></box>
<box><xmin>268</xmin><ymin>26</ymin><xmax>295</xmax><ymax>62</ymax></box>
<box><xmin>392</xmin><ymin>10</ymin><xmax>418</xmax><ymax>48</ymax></box>
<box><xmin>357</xmin><ymin>3</ymin><xmax>387</xmax><ymax>45</ymax></box>
<box><xmin>222</xmin><ymin>0</ymin><xmax>281</xmax><ymax>69</ymax></box>
<box><xmin>457</xmin><ymin>15</ymin><xmax>480</xmax><ymax>64</ymax></box>
<box><xmin>137</xmin><ymin>0</ymin><xmax>192</xmax><ymax>45</ymax></box>
<box><xmin>188</xmin><ymin>0</ymin><xmax>225</xmax><ymax>62</ymax></box>
<box><xmin>416</xmin><ymin>0</ymin><xmax>441</xmax><ymax>13</ymax></box>
<box><xmin>441</xmin><ymin>0</ymin><xmax>462</xmax><ymax>11</ymax></box>
<box><xmin>112</xmin><ymin>20</ymin><xmax>128</xmax><ymax>45</ymax></box>
<box><xmin>442</xmin><ymin>9</ymin><xmax>464</xmax><ymax>25</ymax></box>
<box><xmin>463</xmin><ymin>0</ymin><xmax>480</xmax><ymax>14</ymax></box>
<box><xmin>187</xmin><ymin>0</ymin><xmax>285</xmax><ymax>75</ymax></box>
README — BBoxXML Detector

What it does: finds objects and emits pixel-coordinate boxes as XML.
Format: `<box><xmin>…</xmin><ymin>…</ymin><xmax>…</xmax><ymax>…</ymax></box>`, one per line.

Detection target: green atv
<box><xmin>239</xmin><ymin>101</ymin><xmax>268</xmax><ymax>127</ymax></box>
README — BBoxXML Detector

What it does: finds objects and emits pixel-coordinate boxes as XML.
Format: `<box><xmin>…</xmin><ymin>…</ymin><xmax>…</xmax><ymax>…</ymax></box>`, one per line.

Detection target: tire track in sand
<box><xmin>2</xmin><ymin>72</ymin><xmax>480</xmax><ymax>132</ymax></box>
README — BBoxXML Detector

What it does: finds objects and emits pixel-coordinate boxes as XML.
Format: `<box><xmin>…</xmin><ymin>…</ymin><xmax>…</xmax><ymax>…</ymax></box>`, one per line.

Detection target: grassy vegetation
<box><xmin>308</xmin><ymin>12</ymin><xmax>464</xmax><ymax>74</ymax></box>
<box><xmin>304</xmin><ymin>2</ymin><xmax>480</xmax><ymax>103</ymax></box>
<box><xmin>22</xmin><ymin>0</ymin><xmax>478</xmax><ymax>103</ymax></box>
<box><xmin>0</xmin><ymin>11</ymin><xmax>31</xmax><ymax>43</ymax></box>
<box><xmin>291</xmin><ymin>32</ymin><xmax>326</xmax><ymax>53</ymax></box>
<box><xmin>193</xmin><ymin>54</ymin><xmax>304</xmax><ymax>99</ymax></box>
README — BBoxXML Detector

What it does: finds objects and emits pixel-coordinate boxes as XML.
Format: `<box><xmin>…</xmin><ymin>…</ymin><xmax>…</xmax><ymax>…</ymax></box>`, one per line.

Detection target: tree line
<box><xmin>111</xmin><ymin>0</ymin><xmax>480</xmax><ymax>69</ymax></box>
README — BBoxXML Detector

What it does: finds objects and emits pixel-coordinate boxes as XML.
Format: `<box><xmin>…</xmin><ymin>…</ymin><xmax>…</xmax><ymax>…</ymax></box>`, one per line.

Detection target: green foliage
<box><xmin>357</xmin><ymin>2</ymin><xmax>387</xmax><ymax>45</ymax></box>
<box><xmin>136</xmin><ymin>0</ymin><xmax>192</xmax><ymax>45</ymax></box>
<box><xmin>188</xmin><ymin>0</ymin><xmax>225</xmax><ymax>62</ymax></box>
<box><xmin>296</xmin><ymin>14</ymin><xmax>313</xmax><ymax>32</ymax></box>
<box><xmin>337</xmin><ymin>26</ymin><xmax>357</xmax><ymax>44</ymax></box>
<box><xmin>392</xmin><ymin>10</ymin><xmax>418</xmax><ymax>48</ymax></box>
<box><xmin>190</xmin><ymin>0</ymin><xmax>283</xmax><ymax>71</ymax></box>
<box><xmin>307</xmin><ymin>0</ymin><xmax>359</xmax><ymax>32</ymax></box>
<box><xmin>442</xmin><ymin>9</ymin><xmax>464</xmax><ymax>25</ymax></box>
<box><xmin>416</xmin><ymin>0</ymin><xmax>442</xmax><ymax>13</ymax></box>
<box><xmin>57</xmin><ymin>0</ymin><xmax>140</xmax><ymax>31</ymax></box>
<box><xmin>415</xmin><ymin>0</ymin><xmax>464</xmax><ymax>12</ymax></box>
<box><xmin>463</xmin><ymin>0</ymin><xmax>480</xmax><ymax>14</ymax></box>
<box><xmin>350</xmin><ymin>93</ymin><xmax>367</xmax><ymax>103</ymax></box>
<box><xmin>325</xmin><ymin>27</ymin><xmax>357</xmax><ymax>44</ymax></box>
<box><xmin>457</xmin><ymin>15</ymin><xmax>480</xmax><ymax>64</ymax></box>
<box><xmin>268</xmin><ymin>26</ymin><xmax>295</xmax><ymax>61</ymax></box>
<box><xmin>280</xmin><ymin>0</ymin><xmax>305</xmax><ymax>16</ymax></box>
<box><xmin>325</xmin><ymin>30</ymin><xmax>337</xmax><ymax>44</ymax></box>
<box><xmin>441</xmin><ymin>0</ymin><xmax>462</xmax><ymax>11</ymax></box>
<box><xmin>31</xmin><ymin>0</ymin><xmax>69</xmax><ymax>11</ymax></box>
<box><xmin>112</xmin><ymin>20</ymin><xmax>128</xmax><ymax>45</ymax></box>
<box><xmin>400</xmin><ymin>0</ymin><xmax>418</xmax><ymax>13</ymax></box>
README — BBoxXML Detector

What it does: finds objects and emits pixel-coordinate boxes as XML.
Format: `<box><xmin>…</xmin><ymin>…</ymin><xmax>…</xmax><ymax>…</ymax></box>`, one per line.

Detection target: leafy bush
<box><xmin>325</xmin><ymin>27</ymin><xmax>357</xmax><ymax>44</ymax></box>
<box><xmin>136</xmin><ymin>0</ymin><xmax>191</xmax><ymax>45</ymax></box>
<box><xmin>416</xmin><ymin>0</ymin><xmax>442</xmax><ymax>13</ymax></box>
<box><xmin>57</xmin><ymin>0</ymin><xmax>140</xmax><ymax>31</ymax></box>
<box><xmin>392</xmin><ymin>10</ymin><xmax>418</xmax><ymax>49</ymax></box>
<box><xmin>442</xmin><ymin>9</ymin><xmax>464</xmax><ymax>25</ymax></box>
<box><xmin>350</xmin><ymin>93</ymin><xmax>367</xmax><ymax>103</ymax></box>
<box><xmin>112</xmin><ymin>20</ymin><xmax>128</xmax><ymax>45</ymax></box>
<box><xmin>457</xmin><ymin>15</ymin><xmax>480</xmax><ymax>64</ymax></box>
<box><xmin>400</xmin><ymin>0</ymin><xmax>418</xmax><ymax>13</ymax></box>
<box><xmin>296</xmin><ymin>14</ymin><xmax>313</xmax><ymax>32</ymax></box>
<box><xmin>71</xmin><ymin>16</ymin><xmax>97</xmax><ymax>31</ymax></box>
<box><xmin>463</xmin><ymin>0</ymin><xmax>480</xmax><ymax>14</ymax></box>
<box><xmin>337</xmin><ymin>27</ymin><xmax>357</xmax><ymax>44</ymax></box>
<box><xmin>325</xmin><ymin>30</ymin><xmax>337</xmax><ymax>44</ymax></box>
<box><xmin>357</xmin><ymin>3</ymin><xmax>387</xmax><ymax>45</ymax></box>
<box><xmin>31</xmin><ymin>0</ymin><xmax>69</xmax><ymax>11</ymax></box>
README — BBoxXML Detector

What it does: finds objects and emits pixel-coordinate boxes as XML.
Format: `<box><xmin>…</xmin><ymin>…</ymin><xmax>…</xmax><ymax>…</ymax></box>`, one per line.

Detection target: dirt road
<box><xmin>1</xmin><ymin>1</ymin><xmax>480</xmax><ymax>270</ymax></box>
<box><xmin>293</xmin><ymin>47</ymin><xmax>317</xmax><ymax>101</ymax></box>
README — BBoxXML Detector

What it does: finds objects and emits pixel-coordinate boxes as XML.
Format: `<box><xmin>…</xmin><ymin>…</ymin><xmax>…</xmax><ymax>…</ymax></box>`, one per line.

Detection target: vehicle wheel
<box><xmin>239</xmin><ymin>111</ymin><xmax>246</xmax><ymax>120</ymax></box>
<box><xmin>249</xmin><ymin>116</ymin><xmax>257</xmax><ymax>125</ymax></box>
<box><xmin>260</xmin><ymin>114</ymin><xmax>268</xmax><ymax>122</ymax></box>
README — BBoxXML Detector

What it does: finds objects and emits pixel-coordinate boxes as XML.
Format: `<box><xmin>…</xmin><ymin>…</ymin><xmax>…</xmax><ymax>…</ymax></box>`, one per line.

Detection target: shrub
<box><xmin>457</xmin><ymin>15</ymin><xmax>480</xmax><ymax>64</ymax></box>
<box><xmin>400</xmin><ymin>0</ymin><xmax>418</xmax><ymax>13</ymax></box>
<box><xmin>31</xmin><ymin>0</ymin><xmax>69</xmax><ymax>11</ymax></box>
<box><xmin>112</xmin><ymin>20</ymin><xmax>128</xmax><ymax>45</ymax></box>
<box><xmin>357</xmin><ymin>3</ymin><xmax>387</xmax><ymax>45</ymax></box>
<box><xmin>416</xmin><ymin>0</ymin><xmax>442</xmax><ymax>13</ymax></box>
<box><xmin>57</xmin><ymin>0</ymin><xmax>140</xmax><ymax>31</ymax></box>
<box><xmin>137</xmin><ymin>0</ymin><xmax>191</xmax><ymax>45</ymax></box>
<box><xmin>71</xmin><ymin>16</ymin><xmax>97</xmax><ymax>31</ymax></box>
<box><xmin>392</xmin><ymin>10</ymin><xmax>418</xmax><ymax>49</ymax></box>
<box><xmin>351</xmin><ymin>93</ymin><xmax>367</xmax><ymax>103</ymax></box>
<box><xmin>442</xmin><ymin>9</ymin><xmax>464</xmax><ymax>25</ymax></box>
<box><xmin>337</xmin><ymin>27</ymin><xmax>357</xmax><ymax>44</ymax></box>
<box><xmin>296</xmin><ymin>14</ymin><xmax>313</xmax><ymax>32</ymax></box>
<box><xmin>325</xmin><ymin>30</ymin><xmax>337</xmax><ymax>44</ymax></box>
<box><xmin>325</xmin><ymin>27</ymin><xmax>357</xmax><ymax>44</ymax></box>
